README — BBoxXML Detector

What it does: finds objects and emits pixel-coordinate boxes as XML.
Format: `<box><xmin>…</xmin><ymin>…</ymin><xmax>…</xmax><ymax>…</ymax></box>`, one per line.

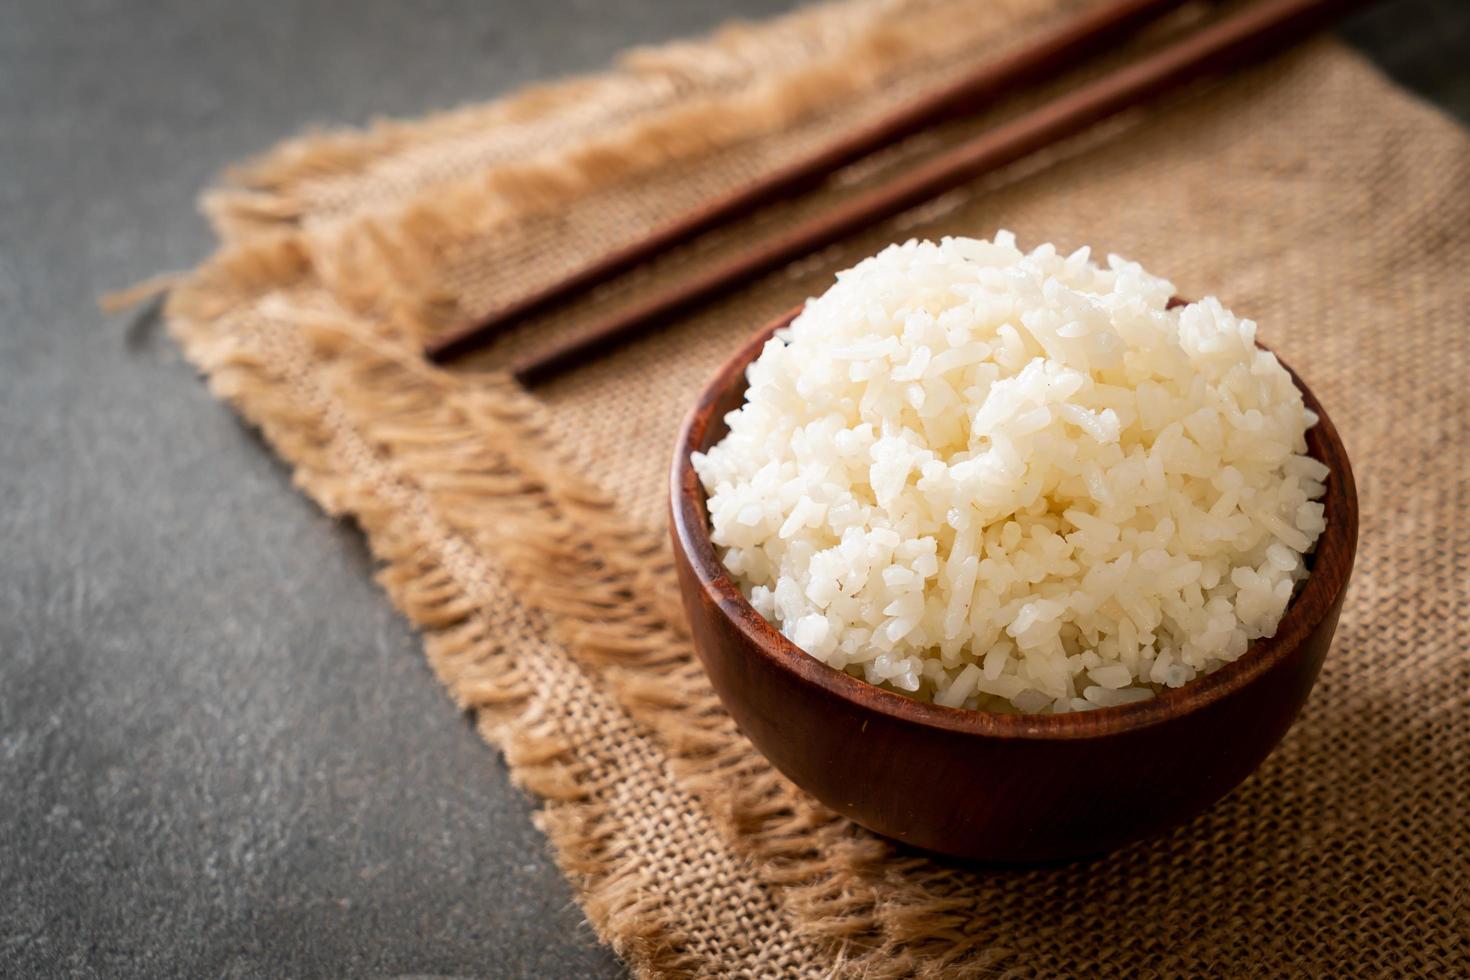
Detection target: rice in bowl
<box><xmin>691</xmin><ymin>234</ymin><xmax>1327</xmax><ymax>713</ymax></box>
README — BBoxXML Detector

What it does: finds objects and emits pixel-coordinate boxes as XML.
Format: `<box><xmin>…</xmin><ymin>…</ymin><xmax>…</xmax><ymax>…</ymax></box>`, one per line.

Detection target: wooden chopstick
<box><xmin>506</xmin><ymin>0</ymin><xmax>1362</xmax><ymax>386</ymax></box>
<box><xmin>424</xmin><ymin>0</ymin><xmax>1200</xmax><ymax>364</ymax></box>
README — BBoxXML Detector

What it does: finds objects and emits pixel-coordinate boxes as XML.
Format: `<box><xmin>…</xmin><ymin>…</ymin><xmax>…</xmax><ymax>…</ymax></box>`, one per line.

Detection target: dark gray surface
<box><xmin>0</xmin><ymin>1</ymin><xmax>1465</xmax><ymax>977</ymax></box>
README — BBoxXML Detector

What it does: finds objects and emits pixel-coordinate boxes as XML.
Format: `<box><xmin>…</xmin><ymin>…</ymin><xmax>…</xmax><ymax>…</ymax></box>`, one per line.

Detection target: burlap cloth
<box><xmin>164</xmin><ymin>0</ymin><xmax>1468</xmax><ymax>974</ymax></box>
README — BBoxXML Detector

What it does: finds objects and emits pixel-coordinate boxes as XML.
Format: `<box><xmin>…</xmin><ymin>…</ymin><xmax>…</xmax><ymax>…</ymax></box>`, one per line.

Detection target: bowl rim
<box><xmin>670</xmin><ymin>304</ymin><xmax>1359</xmax><ymax>740</ymax></box>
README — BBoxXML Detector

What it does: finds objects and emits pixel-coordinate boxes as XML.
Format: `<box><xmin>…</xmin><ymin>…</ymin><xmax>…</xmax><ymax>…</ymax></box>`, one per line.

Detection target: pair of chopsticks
<box><xmin>426</xmin><ymin>0</ymin><xmax>1366</xmax><ymax>382</ymax></box>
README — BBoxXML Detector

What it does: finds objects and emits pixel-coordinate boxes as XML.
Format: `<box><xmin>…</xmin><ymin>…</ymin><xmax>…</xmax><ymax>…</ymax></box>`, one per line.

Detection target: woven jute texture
<box><xmin>165</xmin><ymin>0</ymin><xmax>1469</xmax><ymax>974</ymax></box>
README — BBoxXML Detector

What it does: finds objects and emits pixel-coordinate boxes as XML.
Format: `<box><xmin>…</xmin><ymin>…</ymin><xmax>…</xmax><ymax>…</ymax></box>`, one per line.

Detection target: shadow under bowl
<box><xmin>669</xmin><ymin>306</ymin><xmax>1358</xmax><ymax>863</ymax></box>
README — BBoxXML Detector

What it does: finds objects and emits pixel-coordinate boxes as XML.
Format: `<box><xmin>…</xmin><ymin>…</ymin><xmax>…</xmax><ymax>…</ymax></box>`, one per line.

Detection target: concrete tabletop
<box><xmin>2</xmin><ymin>0</ymin><xmax>1465</xmax><ymax>976</ymax></box>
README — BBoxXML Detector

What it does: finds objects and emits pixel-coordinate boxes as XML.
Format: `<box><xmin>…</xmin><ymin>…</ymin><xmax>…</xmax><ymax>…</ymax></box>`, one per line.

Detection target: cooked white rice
<box><xmin>692</xmin><ymin>233</ymin><xmax>1327</xmax><ymax>713</ymax></box>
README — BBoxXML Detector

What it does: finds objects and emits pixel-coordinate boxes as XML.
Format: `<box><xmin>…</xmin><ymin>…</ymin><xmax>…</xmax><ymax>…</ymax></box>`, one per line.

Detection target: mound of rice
<box><xmin>692</xmin><ymin>233</ymin><xmax>1328</xmax><ymax>713</ymax></box>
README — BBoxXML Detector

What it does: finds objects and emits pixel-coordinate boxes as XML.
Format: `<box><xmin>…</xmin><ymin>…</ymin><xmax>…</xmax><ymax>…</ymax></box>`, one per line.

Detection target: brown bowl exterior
<box><xmin>671</xmin><ymin>308</ymin><xmax>1358</xmax><ymax>863</ymax></box>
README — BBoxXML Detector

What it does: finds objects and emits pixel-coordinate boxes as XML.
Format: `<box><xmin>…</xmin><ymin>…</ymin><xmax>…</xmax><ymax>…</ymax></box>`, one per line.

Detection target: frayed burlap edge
<box><xmin>164</xmin><ymin>242</ymin><xmax>834</xmax><ymax>976</ymax></box>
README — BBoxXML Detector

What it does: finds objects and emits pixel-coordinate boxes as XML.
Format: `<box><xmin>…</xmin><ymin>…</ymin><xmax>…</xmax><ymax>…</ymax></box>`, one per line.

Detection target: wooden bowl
<box><xmin>670</xmin><ymin>306</ymin><xmax>1358</xmax><ymax>863</ymax></box>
